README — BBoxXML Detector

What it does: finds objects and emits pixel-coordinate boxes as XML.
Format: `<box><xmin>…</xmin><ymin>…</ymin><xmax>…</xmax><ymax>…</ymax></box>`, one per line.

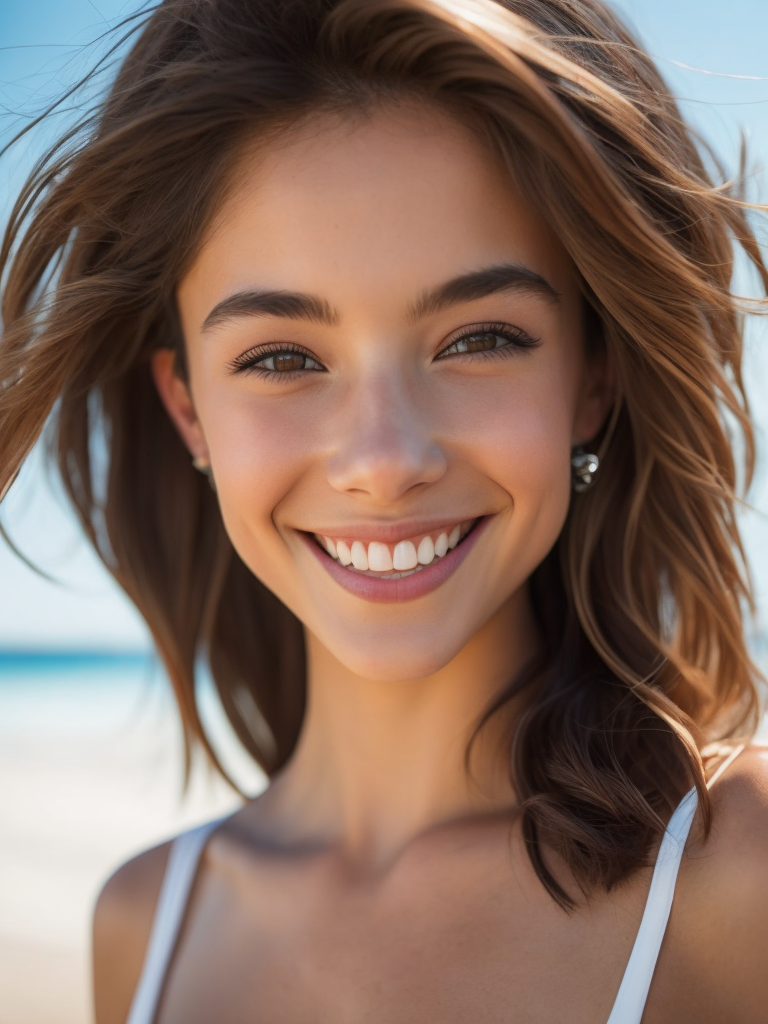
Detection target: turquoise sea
<box><xmin>0</xmin><ymin>649</ymin><xmax>266</xmax><ymax>775</ymax></box>
<box><xmin>0</xmin><ymin>650</ymin><xmax>161</xmax><ymax>739</ymax></box>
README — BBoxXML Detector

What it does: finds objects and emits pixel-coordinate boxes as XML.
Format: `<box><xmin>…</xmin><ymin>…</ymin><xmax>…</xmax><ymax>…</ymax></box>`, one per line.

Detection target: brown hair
<box><xmin>1</xmin><ymin>0</ymin><xmax>765</xmax><ymax>907</ymax></box>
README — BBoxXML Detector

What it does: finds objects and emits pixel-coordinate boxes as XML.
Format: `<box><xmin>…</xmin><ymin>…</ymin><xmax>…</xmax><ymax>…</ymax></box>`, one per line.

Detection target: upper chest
<box><xmin>154</xmin><ymin>829</ymin><xmax>712</xmax><ymax>1024</ymax></box>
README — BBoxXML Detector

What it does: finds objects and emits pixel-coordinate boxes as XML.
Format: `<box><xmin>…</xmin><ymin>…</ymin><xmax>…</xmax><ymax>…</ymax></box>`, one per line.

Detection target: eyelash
<box><xmin>227</xmin><ymin>323</ymin><xmax>540</xmax><ymax>380</ymax></box>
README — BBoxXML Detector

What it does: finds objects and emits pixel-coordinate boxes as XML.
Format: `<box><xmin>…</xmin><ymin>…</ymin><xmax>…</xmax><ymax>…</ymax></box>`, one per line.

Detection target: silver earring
<box><xmin>192</xmin><ymin>455</ymin><xmax>216</xmax><ymax>491</ymax></box>
<box><xmin>571</xmin><ymin>447</ymin><xmax>599</xmax><ymax>493</ymax></box>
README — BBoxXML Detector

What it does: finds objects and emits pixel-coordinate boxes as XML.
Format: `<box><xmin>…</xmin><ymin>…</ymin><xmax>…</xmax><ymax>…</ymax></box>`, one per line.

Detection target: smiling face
<box><xmin>155</xmin><ymin>103</ymin><xmax>611</xmax><ymax>682</ymax></box>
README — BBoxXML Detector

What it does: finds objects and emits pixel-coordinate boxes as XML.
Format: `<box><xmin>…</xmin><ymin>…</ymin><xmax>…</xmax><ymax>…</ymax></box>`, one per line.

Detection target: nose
<box><xmin>326</xmin><ymin>372</ymin><xmax>447</xmax><ymax>503</ymax></box>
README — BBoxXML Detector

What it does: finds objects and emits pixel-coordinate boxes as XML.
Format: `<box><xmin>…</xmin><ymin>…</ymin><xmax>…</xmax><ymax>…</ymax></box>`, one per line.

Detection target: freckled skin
<box><xmin>93</xmin><ymin>106</ymin><xmax>768</xmax><ymax>1024</ymax></box>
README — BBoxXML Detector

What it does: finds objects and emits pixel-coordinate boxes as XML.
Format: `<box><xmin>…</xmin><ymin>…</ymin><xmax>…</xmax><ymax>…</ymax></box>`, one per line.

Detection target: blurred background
<box><xmin>1</xmin><ymin>1</ymin><xmax>767</xmax><ymax>1022</ymax></box>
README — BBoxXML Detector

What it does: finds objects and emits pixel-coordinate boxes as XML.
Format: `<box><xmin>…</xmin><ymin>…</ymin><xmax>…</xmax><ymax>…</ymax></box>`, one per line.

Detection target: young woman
<box><xmin>2</xmin><ymin>0</ymin><xmax>767</xmax><ymax>1020</ymax></box>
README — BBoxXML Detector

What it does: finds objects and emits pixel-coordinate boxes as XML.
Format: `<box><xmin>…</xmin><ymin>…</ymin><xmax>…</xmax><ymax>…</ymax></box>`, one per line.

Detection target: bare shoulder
<box><xmin>676</xmin><ymin>745</ymin><xmax>768</xmax><ymax>1013</ymax></box>
<box><xmin>689</xmin><ymin>745</ymin><xmax>768</xmax><ymax>894</ymax></box>
<box><xmin>92</xmin><ymin>839</ymin><xmax>172</xmax><ymax>1024</ymax></box>
<box><xmin>704</xmin><ymin>744</ymin><xmax>768</xmax><ymax>858</ymax></box>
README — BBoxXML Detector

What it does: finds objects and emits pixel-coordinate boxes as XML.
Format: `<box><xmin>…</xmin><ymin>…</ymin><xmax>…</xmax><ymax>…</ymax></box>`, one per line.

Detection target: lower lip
<box><xmin>301</xmin><ymin>517</ymin><xmax>491</xmax><ymax>604</ymax></box>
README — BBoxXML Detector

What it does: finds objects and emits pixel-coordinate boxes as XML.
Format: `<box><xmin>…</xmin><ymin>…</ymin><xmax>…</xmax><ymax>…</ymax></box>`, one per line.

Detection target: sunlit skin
<box><xmin>93</xmin><ymin>105</ymin><xmax>768</xmax><ymax>1024</ymax></box>
<box><xmin>158</xmin><ymin>103</ymin><xmax>612</xmax><ymax>857</ymax></box>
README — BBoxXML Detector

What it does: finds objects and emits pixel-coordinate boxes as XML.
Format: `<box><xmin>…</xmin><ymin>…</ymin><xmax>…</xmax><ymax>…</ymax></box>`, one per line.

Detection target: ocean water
<box><xmin>0</xmin><ymin>650</ymin><xmax>265</xmax><ymax>782</ymax></box>
<box><xmin>0</xmin><ymin>651</ymin><xmax>161</xmax><ymax>738</ymax></box>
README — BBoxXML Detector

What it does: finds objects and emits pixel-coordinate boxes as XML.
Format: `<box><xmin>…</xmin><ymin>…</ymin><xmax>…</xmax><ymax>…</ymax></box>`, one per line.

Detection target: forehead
<box><xmin>179</xmin><ymin>102</ymin><xmax>580</xmax><ymax>320</ymax></box>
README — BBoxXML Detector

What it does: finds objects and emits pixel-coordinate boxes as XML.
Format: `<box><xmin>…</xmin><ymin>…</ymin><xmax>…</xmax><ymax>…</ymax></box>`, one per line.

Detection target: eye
<box><xmin>436</xmin><ymin>323</ymin><xmax>539</xmax><ymax>360</ymax></box>
<box><xmin>228</xmin><ymin>344</ymin><xmax>325</xmax><ymax>377</ymax></box>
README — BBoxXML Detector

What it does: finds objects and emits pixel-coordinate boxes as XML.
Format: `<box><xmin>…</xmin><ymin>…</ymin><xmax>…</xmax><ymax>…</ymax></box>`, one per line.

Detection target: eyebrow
<box><xmin>202</xmin><ymin>290</ymin><xmax>338</xmax><ymax>332</ymax></box>
<box><xmin>200</xmin><ymin>262</ymin><xmax>559</xmax><ymax>334</ymax></box>
<box><xmin>407</xmin><ymin>263</ymin><xmax>560</xmax><ymax>322</ymax></box>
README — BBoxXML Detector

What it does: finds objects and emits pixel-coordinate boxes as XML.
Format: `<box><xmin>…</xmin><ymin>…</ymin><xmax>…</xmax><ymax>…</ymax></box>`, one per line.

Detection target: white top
<box><xmin>125</xmin><ymin>789</ymin><xmax>699</xmax><ymax>1024</ymax></box>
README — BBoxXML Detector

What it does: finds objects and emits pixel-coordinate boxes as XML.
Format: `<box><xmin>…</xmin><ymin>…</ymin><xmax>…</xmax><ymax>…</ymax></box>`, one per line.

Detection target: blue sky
<box><xmin>1</xmin><ymin>0</ymin><xmax>767</xmax><ymax>649</ymax></box>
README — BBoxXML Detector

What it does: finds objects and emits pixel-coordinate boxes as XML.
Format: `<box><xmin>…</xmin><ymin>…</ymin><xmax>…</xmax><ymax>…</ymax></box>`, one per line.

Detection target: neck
<box><xmin>263</xmin><ymin>589</ymin><xmax>540</xmax><ymax>867</ymax></box>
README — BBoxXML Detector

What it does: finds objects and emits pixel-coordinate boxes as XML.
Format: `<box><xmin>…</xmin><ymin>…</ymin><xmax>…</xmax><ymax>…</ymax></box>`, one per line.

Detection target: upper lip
<box><xmin>302</xmin><ymin>516</ymin><xmax>484</xmax><ymax>546</ymax></box>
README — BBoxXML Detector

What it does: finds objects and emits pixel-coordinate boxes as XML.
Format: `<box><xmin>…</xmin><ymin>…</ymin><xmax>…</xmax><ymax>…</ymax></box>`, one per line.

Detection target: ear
<box><xmin>151</xmin><ymin>349</ymin><xmax>210</xmax><ymax>462</ymax></box>
<box><xmin>572</xmin><ymin>347</ymin><xmax>617</xmax><ymax>447</ymax></box>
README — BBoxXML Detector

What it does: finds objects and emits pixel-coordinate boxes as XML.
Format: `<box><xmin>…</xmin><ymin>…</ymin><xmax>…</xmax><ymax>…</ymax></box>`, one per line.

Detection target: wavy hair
<box><xmin>1</xmin><ymin>0</ymin><xmax>766</xmax><ymax>907</ymax></box>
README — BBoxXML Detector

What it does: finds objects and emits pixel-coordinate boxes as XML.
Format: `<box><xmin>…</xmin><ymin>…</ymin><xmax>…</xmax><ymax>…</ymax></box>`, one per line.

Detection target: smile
<box><xmin>313</xmin><ymin>519</ymin><xmax>476</xmax><ymax>578</ymax></box>
<box><xmin>301</xmin><ymin>516</ymin><xmax>491</xmax><ymax>604</ymax></box>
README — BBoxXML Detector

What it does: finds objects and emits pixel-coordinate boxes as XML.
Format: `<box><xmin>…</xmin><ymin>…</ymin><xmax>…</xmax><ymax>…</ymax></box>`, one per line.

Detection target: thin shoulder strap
<box><xmin>605</xmin><ymin>787</ymin><xmax>698</xmax><ymax>1024</ymax></box>
<box><xmin>126</xmin><ymin>818</ymin><xmax>225</xmax><ymax>1024</ymax></box>
<box><xmin>706</xmin><ymin>743</ymin><xmax>746</xmax><ymax>789</ymax></box>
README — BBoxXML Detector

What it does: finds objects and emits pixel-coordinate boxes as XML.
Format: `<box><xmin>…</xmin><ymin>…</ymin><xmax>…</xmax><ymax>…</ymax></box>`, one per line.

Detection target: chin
<box><xmin>322</xmin><ymin>627</ymin><xmax>473</xmax><ymax>683</ymax></box>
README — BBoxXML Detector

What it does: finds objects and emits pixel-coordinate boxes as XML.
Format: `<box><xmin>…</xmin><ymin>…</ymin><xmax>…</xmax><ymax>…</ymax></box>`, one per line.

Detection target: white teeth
<box><xmin>336</xmin><ymin>540</ymin><xmax>353</xmax><ymax>566</ymax></box>
<box><xmin>393</xmin><ymin>539</ymin><xmax>418</xmax><ymax>570</ymax></box>
<box><xmin>318</xmin><ymin>519</ymin><xmax>476</xmax><ymax>574</ymax></box>
<box><xmin>417</xmin><ymin>535</ymin><xmax>435</xmax><ymax>565</ymax></box>
<box><xmin>351</xmin><ymin>540</ymin><xmax>369</xmax><ymax>571</ymax></box>
<box><xmin>367</xmin><ymin>541</ymin><xmax>393</xmax><ymax>572</ymax></box>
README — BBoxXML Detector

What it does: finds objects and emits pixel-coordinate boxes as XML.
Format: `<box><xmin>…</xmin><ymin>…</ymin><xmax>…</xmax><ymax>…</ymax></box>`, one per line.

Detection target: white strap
<box><xmin>706</xmin><ymin>743</ymin><xmax>746</xmax><ymax>790</ymax></box>
<box><xmin>126</xmin><ymin>818</ymin><xmax>224</xmax><ymax>1024</ymax></box>
<box><xmin>127</xmin><ymin>790</ymin><xmax>701</xmax><ymax>1024</ymax></box>
<box><xmin>605</xmin><ymin>787</ymin><xmax>698</xmax><ymax>1024</ymax></box>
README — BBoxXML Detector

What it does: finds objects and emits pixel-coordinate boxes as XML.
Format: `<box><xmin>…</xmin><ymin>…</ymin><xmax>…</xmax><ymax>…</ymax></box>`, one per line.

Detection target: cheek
<box><xmin>428</xmin><ymin>371</ymin><xmax>575</xmax><ymax>623</ymax></box>
<box><xmin>193</xmin><ymin>384</ymin><xmax>315</xmax><ymax>574</ymax></box>
<box><xmin>475</xmin><ymin>396</ymin><xmax>572</xmax><ymax>578</ymax></box>
<box><xmin>439</xmin><ymin>367</ymin><xmax>575</xmax><ymax>516</ymax></box>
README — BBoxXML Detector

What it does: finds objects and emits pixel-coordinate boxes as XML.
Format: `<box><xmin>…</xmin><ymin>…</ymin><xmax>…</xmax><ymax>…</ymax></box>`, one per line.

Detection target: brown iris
<box><xmin>272</xmin><ymin>352</ymin><xmax>307</xmax><ymax>372</ymax></box>
<box><xmin>460</xmin><ymin>332</ymin><xmax>499</xmax><ymax>352</ymax></box>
